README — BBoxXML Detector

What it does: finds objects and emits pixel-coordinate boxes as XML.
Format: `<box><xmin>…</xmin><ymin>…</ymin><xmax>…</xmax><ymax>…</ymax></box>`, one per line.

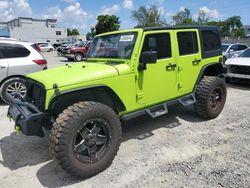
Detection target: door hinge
<box><xmin>178</xmin><ymin>83</ymin><xmax>184</xmax><ymax>89</ymax></box>
<box><xmin>137</xmin><ymin>92</ymin><xmax>144</xmax><ymax>100</ymax></box>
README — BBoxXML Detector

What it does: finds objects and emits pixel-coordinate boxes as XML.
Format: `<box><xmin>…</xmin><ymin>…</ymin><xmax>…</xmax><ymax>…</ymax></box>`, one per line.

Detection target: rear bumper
<box><xmin>7</xmin><ymin>97</ymin><xmax>45</xmax><ymax>137</ymax></box>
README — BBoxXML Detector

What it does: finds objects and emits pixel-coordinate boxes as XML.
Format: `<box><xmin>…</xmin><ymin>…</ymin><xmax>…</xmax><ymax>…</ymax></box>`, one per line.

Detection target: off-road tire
<box><xmin>0</xmin><ymin>77</ymin><xmax>27</xmax><ymax>104</ymax></box>
<box><xmin>194</xmin><ymin>76</ymin><xmax>227</xmax><ymax>119</ymax></box>
<box><xmin>74</xmin><ymin>53</ymin><xmax>84</xmax><ymax>62</ymax></box>
<box><xmin>50</xmin><ymin>101</ymin><xmax>122</xmax><ymax>178</ymax></box>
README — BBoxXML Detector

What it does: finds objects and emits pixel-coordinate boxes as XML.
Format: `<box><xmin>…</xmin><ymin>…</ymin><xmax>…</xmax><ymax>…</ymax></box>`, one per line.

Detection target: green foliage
<box><xmin>86</xmin><ymin>27</ymin><xmax>96</xmax><ymax>40</ymax></box>
<box><xmin>67</xmin><ymin>28</ymin><xmax>80</xmax><ymax>36</ymax></box>
<box><xmin>95</xmin><ymin>15</ymin><xmax>120</xmax><ymax>35</ymax></box>
<box><xmin>172</xmin><ymin>8</ymin><xmax>195</xmax><ymax>25</ymax></box>
<box><xmin>131</xmin><ymin>5</ymin><xmax>167</xmax><ymax>28</ymax></box>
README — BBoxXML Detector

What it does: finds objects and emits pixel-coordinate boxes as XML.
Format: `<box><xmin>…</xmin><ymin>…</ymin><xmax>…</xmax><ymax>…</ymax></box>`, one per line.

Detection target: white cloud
<box><xmin>123</xmin><ymin>0</ymin><xmax>133</xmax><ymax>10</ymax></box>
<box><xmin>0</xmin><ymin>0</ymin><xmax>32</xmax><ymax>21</ymax></box>
<box><xmin>101</xmin><ymin>4</ymin><xmax>120</xmax><ymax>15</ymax></box>
<box><xmin>166</xmin><ymin>11</ymin><xmax>175</xmax><ymax>17</ymax></box>
<box><xmin>199</xmin><ymin>6</ymin><xmax>220</xmax><ymax>19</ymax></box>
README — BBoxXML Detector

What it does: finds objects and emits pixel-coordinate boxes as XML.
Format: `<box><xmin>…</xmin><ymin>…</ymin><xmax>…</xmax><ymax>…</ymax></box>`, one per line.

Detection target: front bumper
<box><xmin>7</xmin><ymin>96</ymin><xmax>45</xmax><ymax>137</ymax></box>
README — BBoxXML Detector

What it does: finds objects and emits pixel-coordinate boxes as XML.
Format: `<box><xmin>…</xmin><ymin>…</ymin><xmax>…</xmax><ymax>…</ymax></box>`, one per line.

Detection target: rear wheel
<box><xmin>74</xmin><ymin>53</ymin><xmax>84</xmax><ymax>62</ymax></box>
<box><xmin>50</xmin><ymin>101</ymin><xmax>122</xmax><ymax>178</ymax></box>
<box><xmin>0</xmin><ymin>77</ymin><xmax>27</xmax><ymax>104</ymax></box>
<box><xmin>194</xmin><ymin>76</ymin><xmax>227</xmax><ymax>119</ymax></box>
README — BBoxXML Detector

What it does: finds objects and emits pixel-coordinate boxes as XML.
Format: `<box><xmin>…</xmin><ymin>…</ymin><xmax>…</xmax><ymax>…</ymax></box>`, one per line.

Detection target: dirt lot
<box><xmin>0</xmin><ymin>52</ymin><xmax>250</xmax><ymax>187</ymax></box>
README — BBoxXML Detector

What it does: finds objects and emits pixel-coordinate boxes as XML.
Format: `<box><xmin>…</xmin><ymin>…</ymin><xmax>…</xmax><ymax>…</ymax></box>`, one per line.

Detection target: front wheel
<box><xmin>0</xmin><ymin>77</ymin><xmax>27</xmax><ymax>104</ymax></box>
<box><xmin>194</xmin><ymin>76</ymin><xmax>227</xmax><ymax>119</ymax></box>
<box><xmin>50</xmin><ymin>101</ymin><xmax>122</xmax><ymax>178</ymax></box>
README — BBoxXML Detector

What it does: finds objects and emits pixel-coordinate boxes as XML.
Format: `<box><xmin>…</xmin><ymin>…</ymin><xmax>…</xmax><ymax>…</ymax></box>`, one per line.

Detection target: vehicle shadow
<box><xmin>0</xmin><ymin>99</ymin><xmax>7</xmax><ymax>106</ymax></box>
<box><xmin>0</xmin><ymin>101</ymin><xmax>204</xmax><ymax>186</ymax></box>
<box><xmin>35</xmin><ymin>104</ymin><xmax>204</xmax><ymax>187</ymax></box>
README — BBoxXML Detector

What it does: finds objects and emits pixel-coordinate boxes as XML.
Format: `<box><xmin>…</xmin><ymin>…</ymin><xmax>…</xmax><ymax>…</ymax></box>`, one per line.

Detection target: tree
<box><xmin>197</xmin><ymin>10</ymin><xmax>210</xmax><ymax>25</ymax></box>
<box><xmin>131</xmin><ymin>5</ymin><xmax>167</xmax><ymax>28</ymax></box>
<box><xmin>95</xmin><ymin>15</ymin><xmax>120</xmax><ymax>35</ymax></box>
<box><xmin>67</xmin><ymin>28</ymin><xmax>80</xmax><ymax>36</ymax></box>
<box><xmin>172</xmin><ymin>8</ymin><xmax>195</xmax><ymax>25</ymax></box>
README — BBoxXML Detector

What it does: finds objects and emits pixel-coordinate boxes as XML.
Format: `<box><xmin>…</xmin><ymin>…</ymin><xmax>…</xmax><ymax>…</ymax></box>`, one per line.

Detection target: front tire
<box><xmin>0</xmin><ymin>77</ymin><xmax>27</xmax><ymax>104</ymax></box>
<box><xmin>50</xmin><ymin>101</ymin><xmax>122</xmax><ymax>178</ymax></box>
<box><xmin>194</xmin><ymin>76</ymin><xmax>227</xmax><ymax>119</ymax></box>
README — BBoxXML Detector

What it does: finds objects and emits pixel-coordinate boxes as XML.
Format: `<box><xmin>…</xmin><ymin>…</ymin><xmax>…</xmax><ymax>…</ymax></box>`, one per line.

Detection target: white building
<box><xmin>243</xmin><ymin>25</ymin><xmax>250</xmax><ymax>37</ymax></box>
<box><xmin>1</xmin><ymin>17</ymin><xmax>67</xmax><ymax>43</ymax></box>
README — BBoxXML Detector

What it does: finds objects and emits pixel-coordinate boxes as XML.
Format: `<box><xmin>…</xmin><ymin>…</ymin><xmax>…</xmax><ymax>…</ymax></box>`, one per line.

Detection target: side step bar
<box><xmin>121</xmin><ymin>94</ymin><xmax>196</xmax><ymax>121</ymax></box>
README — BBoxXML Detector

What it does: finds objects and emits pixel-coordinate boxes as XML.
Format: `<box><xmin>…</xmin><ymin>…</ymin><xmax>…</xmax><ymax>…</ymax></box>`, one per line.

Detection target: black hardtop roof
<box><xmin>143</xmin><ymin>25</ymin><xmax>219</xmax><ymax>31</ymax></box>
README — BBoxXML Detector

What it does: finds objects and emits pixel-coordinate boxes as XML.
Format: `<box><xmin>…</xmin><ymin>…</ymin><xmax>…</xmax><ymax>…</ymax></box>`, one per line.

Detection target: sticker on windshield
<box><xmin>120</xmin><ymin>35</ymin><xmax>134</xmax><ymax>42</ymax></box>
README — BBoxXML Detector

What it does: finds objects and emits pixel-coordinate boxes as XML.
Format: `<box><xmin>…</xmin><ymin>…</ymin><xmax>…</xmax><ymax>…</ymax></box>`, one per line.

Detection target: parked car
<box><xmin>38</xmin><ymin>43</ymin><xmax>54</xmax><ymax>52</ymax></box>
<box><xmin>29</xmin><ymin>42</ymin><xmax>41</xmax><ymax>52</ymax></box>
<box><xmin>222</xmin><ymin>43</ymin><xmax>248</xmax><ymax>62</ymax></box>
<box><xmin>0</xmin><ymin>40</ymin><xmax>47</xmax><ymax>103</ymax></box>
<box><xmin>224</xmin><ymin>48</ymin><xmax>250</xmax><ymax>82</ymax></box>
<box><xmin>56</xmin><ymin>42</ymin><xmax>73</xmax><ymax>56</ymax></box>
<box><xmin>63</xmin><ymin>41</ymin><xmax>91</xmax><ymax>61</ymax></box>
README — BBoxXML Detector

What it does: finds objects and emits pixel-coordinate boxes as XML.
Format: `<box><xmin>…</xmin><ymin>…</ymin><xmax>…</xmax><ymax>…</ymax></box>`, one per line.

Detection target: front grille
<box><xmin>26</xmin><ymin>79</ymin><xmax>46</xmax><ymax>111</ymax></box>
<box><xmin>229</xmin><ymin>65</ymin><xmax>250</xmax><ymax>75</ymax></box>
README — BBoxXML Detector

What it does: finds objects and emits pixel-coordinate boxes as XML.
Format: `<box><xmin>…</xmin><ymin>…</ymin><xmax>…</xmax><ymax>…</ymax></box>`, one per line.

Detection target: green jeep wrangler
<box><xmin>7</xmin><ymin>26</ymin><xmax>226</xmax><ymax>178</ymax></box>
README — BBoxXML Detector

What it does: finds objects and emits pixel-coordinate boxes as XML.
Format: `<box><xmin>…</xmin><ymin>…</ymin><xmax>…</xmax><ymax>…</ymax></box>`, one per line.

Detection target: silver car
<box><xmin>0</xmin><ymin>39</ymin><xmax>47</xmax><ymax>103</ymax></box>
<box><xmin>222</xmin><ymin>43</ymin><xmax>248</xmax><ymax>62</ymax></box>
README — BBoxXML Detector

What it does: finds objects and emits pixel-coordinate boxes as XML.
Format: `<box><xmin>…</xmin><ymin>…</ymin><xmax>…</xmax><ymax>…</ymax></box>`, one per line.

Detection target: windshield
<box><xmin>221</xmin><ymin>44</ymin><xmax>229</xmax><ymax>52</ymax></box>
<box><xmin>239</xmin><ymin>48</ymin><xmax>250</xmax><ymax>57</ymax></box>
<box><xmin>87</xmin><ymin>32</ymin><xmax>137</xmax><ymax>59</ymax></box>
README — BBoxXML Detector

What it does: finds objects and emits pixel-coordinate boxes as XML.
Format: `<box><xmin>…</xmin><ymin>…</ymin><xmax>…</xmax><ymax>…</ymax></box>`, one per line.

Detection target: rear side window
<box><xmin>0</xmin><ymin>43</ymin><xmax>30</xmax><ymax>58</ymax></box>
<box><xmin>201</xmin><ymin>30</ymin><xmax>220</xmax><ymax>51</ymax></box>
<box><xmin>142</xmin><ymin>33</ymin><xmax>172</xmax><ymax>59</ymax></box>
<box><xmin>177</xmin><ymin>32</ymin><xmax>198</xmax><ymax>56</ymax></box>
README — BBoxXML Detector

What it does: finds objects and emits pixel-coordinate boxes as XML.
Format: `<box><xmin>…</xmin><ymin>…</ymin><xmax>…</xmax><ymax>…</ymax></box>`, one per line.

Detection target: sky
<box><xmin>0</xmin><ymin>0</ymin><xmax>249</xmax><ymax>34</ymax></box>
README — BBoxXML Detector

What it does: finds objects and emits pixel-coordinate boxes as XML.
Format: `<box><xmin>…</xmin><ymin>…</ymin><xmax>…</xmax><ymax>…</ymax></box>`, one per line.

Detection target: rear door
<box><xmin>174</xmin><ymin>29</ymin><xmax>202</xmax><ymax>93</ymax></box>
<box><xmin>0</xmin><ymin>44</ymin><xmax>8</xmax><ymax>82</ymax></box>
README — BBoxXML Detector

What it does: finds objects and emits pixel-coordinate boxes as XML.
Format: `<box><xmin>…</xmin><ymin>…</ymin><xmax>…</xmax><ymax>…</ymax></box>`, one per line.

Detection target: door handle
<box><xmin>166</xmin><ymin>63</ymin><xmax>176</xmax><ymax>71</ymax></box>
<box><xmin>192</xmin><ymin>59</ymin><xmax>201</xmax><ymax>65</ymax></box>
<box><xmin>0</xmin><ymin>65</ymin><xmax>6</xmax><ymax>69</ymax></box>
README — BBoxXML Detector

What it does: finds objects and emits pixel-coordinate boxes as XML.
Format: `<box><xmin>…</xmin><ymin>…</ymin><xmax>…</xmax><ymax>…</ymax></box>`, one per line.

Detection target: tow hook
<box><xmin>15</xmin><ymin>125</ymin><xmax>21</xmax><ymax>136</ymax></box>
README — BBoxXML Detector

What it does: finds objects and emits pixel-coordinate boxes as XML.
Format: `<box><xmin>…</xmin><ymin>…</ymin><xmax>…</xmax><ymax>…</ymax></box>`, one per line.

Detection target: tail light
<box><xmin>33</xmin><ymin>59</ymin><xmax>47</xmax><ymax>65</ymax></box>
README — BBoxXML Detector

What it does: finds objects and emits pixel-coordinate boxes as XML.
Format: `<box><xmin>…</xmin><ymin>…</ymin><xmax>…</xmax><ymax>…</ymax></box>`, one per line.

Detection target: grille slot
<box><xmin>26</xmin><ymin>79</ymin><xmax>46</xmax><ymax>111</ymax></box>
<box><xmin>229</xmin><ymin>65</ymin><xmax>250</xmax><ymax>75</ymax></box>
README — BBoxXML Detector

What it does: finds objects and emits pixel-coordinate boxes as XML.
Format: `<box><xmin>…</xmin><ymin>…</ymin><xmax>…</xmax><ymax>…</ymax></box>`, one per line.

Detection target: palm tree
<box><xmin>131</xmin><ymin>5</ymin><xmax>167</xmax><ymax>28</ymax></box>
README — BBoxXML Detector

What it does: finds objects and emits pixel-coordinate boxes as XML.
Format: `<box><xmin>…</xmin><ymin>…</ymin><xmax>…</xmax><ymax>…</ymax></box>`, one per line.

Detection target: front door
<box><xmin>136</xmin><ymin>31</ymin><xmax>178</xmax><ymax>106</ymax></box>
<box><xmin>174</xmin><ymin>29</ymin><xmax>202</xmax><ymax>93</ymax></box>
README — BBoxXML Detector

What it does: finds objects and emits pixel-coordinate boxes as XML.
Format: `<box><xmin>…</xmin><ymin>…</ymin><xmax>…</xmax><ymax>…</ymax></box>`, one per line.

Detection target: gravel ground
<box><xmin>0</xmin><ymin>52</ymin><xmax>250</xmax><ymax>187</ymax></box>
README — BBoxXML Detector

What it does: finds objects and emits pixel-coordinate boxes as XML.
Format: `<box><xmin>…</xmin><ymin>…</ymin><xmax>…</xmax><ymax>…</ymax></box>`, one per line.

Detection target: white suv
<box><xmin>0</xmin><ymin>39</ymin><xmax>47</xmax><ymax>103</ymax></box>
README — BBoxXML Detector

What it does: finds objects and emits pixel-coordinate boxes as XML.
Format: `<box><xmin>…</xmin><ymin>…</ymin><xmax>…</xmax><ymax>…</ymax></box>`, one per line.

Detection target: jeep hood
<box><xmin>225</xmin><ymin>57</ymin><xmax>250</xmax><ymax>66</ymax></box>
<box><xmin>27</xmin><ymin>62</ymin><xmax>130</xmax><ymax>90</ymax></box>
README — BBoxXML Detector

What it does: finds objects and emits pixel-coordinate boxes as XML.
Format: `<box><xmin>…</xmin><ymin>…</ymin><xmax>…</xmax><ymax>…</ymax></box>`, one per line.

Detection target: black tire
<box><xmin>0</xmin><ymin>77</ymin><xmax>27</xmax><ymax>104</ymax></box>
<box><xmin>74</xmin><ymin>53</ymin><xmax>84</xmax><ymax>62</ymax></box>
<box><xmin>50</xmin><ymin>101</ymin><xmax>122</xmax><ymax>178</ymax></box>
<box><xmin>194</xmin><ymin>76</ymin><xmax>227</xmax><ymax>120</ymax></box>
<box><xmin>67</xmin><ymin>57</ymin><xmax>74</xmax><ymax>61</ymax></box>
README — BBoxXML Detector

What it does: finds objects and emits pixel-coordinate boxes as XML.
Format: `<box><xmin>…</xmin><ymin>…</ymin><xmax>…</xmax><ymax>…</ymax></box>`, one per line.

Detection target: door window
<box><xmin>201</xmin><ymin>30</ymin><xmax>221</xmax><ymax>51</ymax></box>
<box><xmin>141</xmin><ymin>33</ymin><xmax>172</xmax><ymax>60</ymax></box>
<box><xmin>177</xmin><ymin>32</ymin><xmax>198</xmax><ymax>56</ymax></box>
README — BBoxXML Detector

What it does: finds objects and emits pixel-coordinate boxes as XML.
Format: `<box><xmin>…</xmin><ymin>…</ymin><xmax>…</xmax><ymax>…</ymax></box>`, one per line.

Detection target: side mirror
<box><xmin>229</xmin><ymin>49</ymin><xmax>234</xmax><ymax>53</ymax></box>
<box><xmin>140</xmin><ymin>51</ymin><xmax>157</xmax><ymax>64</ymax></box>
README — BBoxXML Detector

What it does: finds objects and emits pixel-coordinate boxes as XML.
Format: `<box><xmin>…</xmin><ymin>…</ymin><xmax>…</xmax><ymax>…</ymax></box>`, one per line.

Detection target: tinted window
<box><xmin>222</xmin><ymin>44</ymin><xmax>229</xmax><ymax>52</ymax></box>
<box><xmin>142</xmin><ymin>33</ymin><xmax>171</xmax><ymax>59</ymax></box>
<box><xmin>229</xmin><ymin>45</ymin><xmax>238</xmax><ymax>51</ymax></box>
<box><xmin>202</xmin><ymin>30</ymin><xmax>220</xmax><ymax>51</ymax></box>
<box><xmin>238</xmin><ymin>45</ymin><xmax>248</xmax><ymax>51</ymax></box>
<box><xmin>177</xmin><ymin>32</ymin><xmax>198</xmax><ymax>55</ymax></box>
<box><xmin>0</xmin><ymin>43</ymin><xmax>30</xmax><ymax>58</ymax></box>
